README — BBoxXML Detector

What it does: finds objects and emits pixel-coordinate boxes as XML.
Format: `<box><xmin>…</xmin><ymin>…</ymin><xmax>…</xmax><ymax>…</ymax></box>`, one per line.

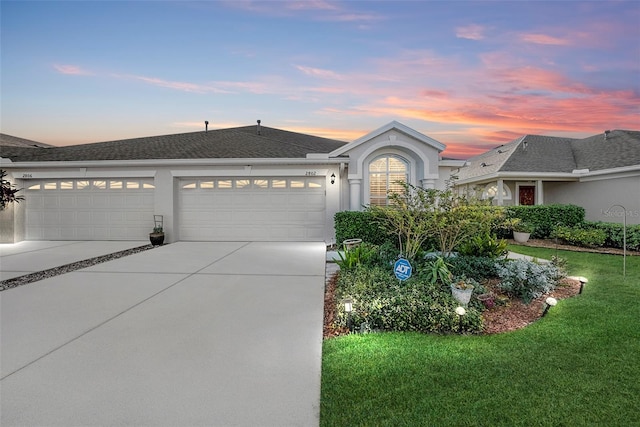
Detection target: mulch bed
<box><xmin>323</xmin><ymin>272</ymin><xmax>581</xmax><ymax>338</ymax></box>
<box><xmin>322</xmin><ymin>237</ymin><xmax>628</xmax><ymax>338</ymax></box>
<box><xmin>513</xmin><ymin>239</ymin><xmax>639</xmax><ymax>256</ymax></box>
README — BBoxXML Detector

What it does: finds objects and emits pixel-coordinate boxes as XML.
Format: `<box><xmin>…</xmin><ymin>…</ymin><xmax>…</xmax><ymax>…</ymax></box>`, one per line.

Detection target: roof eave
<box><xmin>454</xmin><ymin>171</ymin><xmax>581</xmax><ymax>186</ymax></box>
<box><xmin>0</xmin><ymin>157</ymin><xmax>348</xmax><ymax>169</ymax></box>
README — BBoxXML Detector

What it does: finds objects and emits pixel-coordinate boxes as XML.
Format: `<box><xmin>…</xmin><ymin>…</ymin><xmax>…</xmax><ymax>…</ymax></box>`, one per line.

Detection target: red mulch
<box><xmin>513</xmin><ymin>239</ymin><xmax>639</xmax><ymax>256</ymax></box>
<box><xmin>480</xmin><ymin>277</ymin><xmax>580</xmax><ymax>334</ymax></box>
<box><xmin>323</xmin><ymin>273</ymin><xmax>348</xmax><ymax>339</ymax></box>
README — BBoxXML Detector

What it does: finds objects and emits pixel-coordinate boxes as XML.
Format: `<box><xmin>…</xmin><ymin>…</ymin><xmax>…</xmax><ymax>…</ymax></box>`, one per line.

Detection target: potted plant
<box><xmin>451</xmin><ymin>276</ymin><xmax>477</xmax><ymax>306</ymax></box>
<box><xmin>149</xmin><ymin>215</ymin><xmax>165</xmax><ymax>246</ymax></box>
<box><xmin>513</xmin><ymin>221</ymin><xmax>534</xmax><ymax>243</ymax></box>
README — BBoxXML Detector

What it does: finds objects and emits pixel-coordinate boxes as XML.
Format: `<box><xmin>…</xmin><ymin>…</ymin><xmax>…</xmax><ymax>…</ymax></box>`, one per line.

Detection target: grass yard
<box><xmin>320</xmin><ymin>247</ymin><xmax>640</xmax><ymax>426</ymax></box>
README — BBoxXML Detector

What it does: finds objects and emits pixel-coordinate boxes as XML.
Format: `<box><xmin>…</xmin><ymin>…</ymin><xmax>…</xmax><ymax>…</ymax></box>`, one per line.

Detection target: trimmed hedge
<box><xmin>506</xmin><ymin>205</ymin><xmax>585</xmax><ymax>238</ymax></box>
<box><xmin>584</xmin><ymin>221</ymin><xmax>640</xmax><ymax>251</ymax></box>
<box><xmin>551</xmin><ymin>225</ymin><xmax>607</xmax><ymax>248</ymax></box>
<box><xmin>334</xmin><ymin>211</ymin><xmax>392</xmax><ymax>246</ymax></box>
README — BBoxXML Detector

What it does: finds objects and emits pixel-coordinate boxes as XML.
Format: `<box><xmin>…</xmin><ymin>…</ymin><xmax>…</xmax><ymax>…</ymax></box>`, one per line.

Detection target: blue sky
<box><xmin>1</xmin><ymin>0</ymin><xmax>639</xmax><ymax>158</ymax></box>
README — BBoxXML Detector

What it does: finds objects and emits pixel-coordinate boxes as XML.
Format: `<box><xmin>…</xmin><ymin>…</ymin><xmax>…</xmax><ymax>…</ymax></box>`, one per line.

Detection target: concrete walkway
<box><xmin>1</xmin><ymin>241</ymin><xmax>326</xmax><ymax>427</ymax></box>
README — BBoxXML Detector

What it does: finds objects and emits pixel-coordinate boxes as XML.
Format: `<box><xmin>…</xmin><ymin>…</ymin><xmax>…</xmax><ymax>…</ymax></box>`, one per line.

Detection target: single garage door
<box><xmin>179</xmin><ymin>177</ymin><xmax>326</xmax><ymax>241</ymax></box>
<box><xmin>25</xmin><ymin>179</ymin><xmax>155</xmax><ymax>240</ymax></box>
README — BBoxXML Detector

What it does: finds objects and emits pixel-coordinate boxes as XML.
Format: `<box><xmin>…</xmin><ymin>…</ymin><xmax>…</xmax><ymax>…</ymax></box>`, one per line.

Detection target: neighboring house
<box><xmin>453</xmin><ymin>130</ymin><xmax>640</xmax><ymax>225</ymax></box>
<box><xmin>0</xmin><ymin>121</ymin><xmax>463</xmax><ymax>243</ymax></box>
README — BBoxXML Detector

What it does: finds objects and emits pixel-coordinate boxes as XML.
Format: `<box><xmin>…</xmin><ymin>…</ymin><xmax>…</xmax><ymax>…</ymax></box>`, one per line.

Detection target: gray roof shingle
<box><xmin>571</xmin><ymin>130</ymin><xmax>640</xmax><ymax>171</ymax></box>
<box><xmin>0</xmin><ymin>126</ymin><xmax>348</xmax><ymax>162</ymax></box>
<box><xmin>457</xmin><ymin>129</ymin><xmax>640</xmax><ymax>181</ymax></box>
<box><xmin>0</xmin><ymin>133</ymin><xmax>53</xmax><ymax>148</ymax></box>
<box><xmin>500</xmin><ymin>135</ymin><xmax>577</xmax><ymax>173</ymax></box>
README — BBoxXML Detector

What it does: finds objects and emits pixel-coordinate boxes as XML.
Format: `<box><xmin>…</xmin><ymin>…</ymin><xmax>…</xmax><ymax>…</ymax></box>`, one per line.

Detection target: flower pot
<box><xmin>149</xmin><ymin>232</ymin><xmax>165</xmax><ymax>246</ymax></box>
<box><xmin>343</xmin><ymin>238</ymin><xmax>362</xmax><ymax>250</ymax></box>
<box><xmin>477</xmin><ymin>293</ymin><xmax>495</xmax><ymax>309</ymax></box>
<box><xmin>451</xmin><ymin>284</ymin><xmax>474</xmax><ymax>306</ymax></box>
<box><xmin>513</xmin><ymin>231</ymin><xmax>531</xmax><ymax>243</ymax></box>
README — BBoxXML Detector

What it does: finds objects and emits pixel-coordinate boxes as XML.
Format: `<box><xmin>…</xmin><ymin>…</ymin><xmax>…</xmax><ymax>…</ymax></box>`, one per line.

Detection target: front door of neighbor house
<box><xmin>519</xmin><ymin>186</ymin><xmax>535</xmax><ymax>205</ymax></box>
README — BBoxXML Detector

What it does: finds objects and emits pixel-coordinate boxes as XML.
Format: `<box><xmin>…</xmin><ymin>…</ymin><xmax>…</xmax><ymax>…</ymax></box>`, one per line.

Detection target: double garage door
<box><xmin>24</xmin><ymin>179</ymin><xmax>155</xmax><ymax>240</ymax></box>
<box><xmin>179</xmin><ymin>177</ymin><xmax>326</xmax><ymax>241</ymax></box>
<box><xmin>23</xmin><ymin>177</ymin><xmax>326</xmax><ymax>242</ymax></box>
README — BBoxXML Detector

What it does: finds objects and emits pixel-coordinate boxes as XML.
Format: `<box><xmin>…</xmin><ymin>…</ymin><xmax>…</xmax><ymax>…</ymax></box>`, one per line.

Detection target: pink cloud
<box><xmin>519</xmin><ymin>33</ymin><xmax>571</xmax><ymax>46</ymax></box>
<box><xmin>53</xmin><ymin>64</ymin><xmax>91</xmax><ymax>75</ymax></box>
<box><xmin>295</xmin><ymin>65</ymin><xmax>345</xmax><ymax>80</ymax></box>
<box><xmin>456</xmin><ymin>24</ymin><xmax>486</xmax><ymax>40</ymax></box>
<box><xmin>125</xmin><ymin>75</ymin><xmax>228</xmax><ymax>94</ymax></box>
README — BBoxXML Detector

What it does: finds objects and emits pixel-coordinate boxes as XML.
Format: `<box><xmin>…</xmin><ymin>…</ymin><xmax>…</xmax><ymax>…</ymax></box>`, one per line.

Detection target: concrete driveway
<box><xmin>1</xmin><ymin>241</ymin><xmax>326</xmax><ymax>426</ymax></box>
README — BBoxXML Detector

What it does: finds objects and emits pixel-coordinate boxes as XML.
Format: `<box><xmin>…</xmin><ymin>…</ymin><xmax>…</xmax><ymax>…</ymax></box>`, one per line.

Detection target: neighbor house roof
<box><xmin>0</xmin><ymin>133</ymin><xmax>54</xmax><ymax>148</ymax></box>
<box><xmin>456</xmin><ymin>130</ymin><xmax>640</xmax><ymax>183</ymax></box>
<box><xmin>0</xmin><ymin>126</ymin><xmax>348</xmax><ymax>163</ymax></box>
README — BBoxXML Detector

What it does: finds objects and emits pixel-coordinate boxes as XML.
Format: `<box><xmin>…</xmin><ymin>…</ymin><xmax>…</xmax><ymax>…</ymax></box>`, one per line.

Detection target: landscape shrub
<box><xmin>584</xmin><ymin>221</ymin><xmax>640</xmax><ymax>251</ymax></box>
<box><xmin>334</xmin><ymin>211</ymin><xmax>391</xmax><ymax>246</ymax></box>
<box><xmin>447</xmin><ymin>256</ymin><xmax>506</xmax><ymax>281</ymax></box>
<box><xmin>333</xmin><ymin>242</ymin><xmax>377</xmax><ymax>270</ymax></box>
<box><xmin>506</xmin><ymin>205</ymin><xmax>585</xmax><ymax>238</ymax></box>
<box><xmin>457</xmin><ymin>231</ymin><xmax>508</xmax><ymax>258</ymax></box>
<box><xmin>551</xmin><ymin>225</ymin><xmax>606</xmax><ymax>248</ymax></box>
<box><xmin>335</xmin><ymin>266</ymin><xmax>483</xmax><ymax>334</ymax></box>
<box><xmin>369</xmin><ymin>182</ymin><xmax>508</xmax><ymax>261</ymax></box>
<box><xmin>494</xmin><ymin>259</ymin><xmax>564</xmax><ymax>303</ymax></box>
<box><xmin>414</xmin><ymin>256</ymin><xmax>453</xmax><ymax>285</ymax></box>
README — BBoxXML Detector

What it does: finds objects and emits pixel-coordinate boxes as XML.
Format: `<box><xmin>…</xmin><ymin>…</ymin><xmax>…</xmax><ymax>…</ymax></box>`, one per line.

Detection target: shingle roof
<box><xmin>0</xmin><ymin>126</ymin><xmax>348</xmax><ymax>162</ymax></box>
<box><xmin>0</xmin><ymin>133</ymin><xmax>53</xmax><ymax>148</ymax></box>
<box><xmin>500</xmin><ymin>135</ymin><xmax>577</xmax><ymax>173</ymax></box>
<box><xmin>571</xmin><ymin>130</ymin><xmax>640</xmax><ymax>171</ymax></box>
<box><xmin>457</xmin><ymin>130</ymin><xmax>640</xmax><ymax>181</ymax></box>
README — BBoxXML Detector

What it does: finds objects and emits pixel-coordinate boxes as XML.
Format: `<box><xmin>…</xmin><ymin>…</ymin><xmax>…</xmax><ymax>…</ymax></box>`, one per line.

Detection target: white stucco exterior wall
<box><xmin>544</xmin><ymin>175</ymin><xmax>640</xmax><ymax>225</ymax></box>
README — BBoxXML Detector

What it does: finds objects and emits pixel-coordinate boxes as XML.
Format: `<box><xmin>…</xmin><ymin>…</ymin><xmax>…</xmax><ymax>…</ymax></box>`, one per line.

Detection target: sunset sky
<box><xmin>2</xmin><ymin>1</ymin><xmax>639</xmax><ymax>159</ymax></box>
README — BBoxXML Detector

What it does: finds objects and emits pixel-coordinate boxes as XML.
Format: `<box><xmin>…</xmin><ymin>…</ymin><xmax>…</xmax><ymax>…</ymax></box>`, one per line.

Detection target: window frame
<box><xmin>367</xmin><ymin>154</ymin><xmax>410</xmax><ymax>206</ymax></box>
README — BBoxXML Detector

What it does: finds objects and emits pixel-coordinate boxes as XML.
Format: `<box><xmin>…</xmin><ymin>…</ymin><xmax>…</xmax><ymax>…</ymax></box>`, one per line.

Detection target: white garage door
<box><xmin>179</xmin><ymin>177</ymin><xmax>326</xmax><ymax>241</ymax></box>
<box><xmin>25</xmin><ymin>179</ymin><xmax>155</xmax><ymax>240</ymax></box>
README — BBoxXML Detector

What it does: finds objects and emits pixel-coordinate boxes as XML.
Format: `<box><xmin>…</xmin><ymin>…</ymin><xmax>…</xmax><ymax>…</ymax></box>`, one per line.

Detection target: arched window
<box><xmin>368</xmin><ymin>155</ymin><xmax>409</xmax><ymax>206</ymax></box>
<box><xmin>482</xmin><ymin>182</ymin><xmax>512</xmax><ymax>200</ymax></box>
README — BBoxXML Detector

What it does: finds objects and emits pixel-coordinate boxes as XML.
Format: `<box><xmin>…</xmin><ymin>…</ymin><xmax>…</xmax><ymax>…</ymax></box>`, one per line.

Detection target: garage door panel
<box><xmin>93</xmin><ymin>195</ymin><xmax>110</xmax><ymax>208</ymax></box>
<box><xmin>76</xmin><ymin>195</ymin><xmax>93</xmax><ymax>208</ymax></box>
<box><xmin>60</xmin><ymin>213</ymin><xmax>77</xmax><ymax>225</ymax></box>
<box><xmin>42</xmin><ymin>211</ymin><xmax>60</xmax><ymax>225</ymax></box>
<box><xmin>179</xmin><ymin>177</ymin><xmax>325</xmax><ymax>241</ymax></box>
<box><xmin>25</xmin><ymin>179</ymin><xmax>154</xmax><ymax>241</ymax></box>
<box><xmin>108</xmin><ymin>195</ymin><xmax>126</xmax><ymax>208</ymax></box>
<box><xmin>42</xmin><ymin>196</ymin><xmax>59</xmax><ymax>209</ymax></box>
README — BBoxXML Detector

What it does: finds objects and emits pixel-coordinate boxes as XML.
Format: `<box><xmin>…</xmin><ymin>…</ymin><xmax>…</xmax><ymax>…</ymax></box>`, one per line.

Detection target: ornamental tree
<box><xmin>0</xmin><ymin>170</ymin><xmax>24</xmax><ymax>210</ymax></box>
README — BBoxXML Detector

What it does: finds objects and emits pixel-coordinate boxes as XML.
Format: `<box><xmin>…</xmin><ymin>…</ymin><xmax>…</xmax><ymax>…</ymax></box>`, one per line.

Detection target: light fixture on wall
<box><xmin>330</xmin><ymin>173</ymin><xmax>336</xmax><ymax>184</ymax></box>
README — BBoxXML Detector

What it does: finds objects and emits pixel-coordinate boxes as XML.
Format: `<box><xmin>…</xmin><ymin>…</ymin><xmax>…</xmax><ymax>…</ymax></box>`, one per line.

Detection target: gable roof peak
<box><xmin>330</xmin><ymin>120</ymin><xmax>446</xmax><ymax>157</ymax></box>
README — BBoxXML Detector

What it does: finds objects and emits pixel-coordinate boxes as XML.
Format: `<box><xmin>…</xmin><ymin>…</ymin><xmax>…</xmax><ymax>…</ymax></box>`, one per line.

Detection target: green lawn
<box><xmin>320</xmin><ymin>247</ymin><xmax>640</xmax><ymax>426</ymax></box>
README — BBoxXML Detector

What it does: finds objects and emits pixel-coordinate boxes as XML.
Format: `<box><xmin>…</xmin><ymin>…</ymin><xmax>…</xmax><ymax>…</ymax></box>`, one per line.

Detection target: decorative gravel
<box><xmin>0</xmin><ymin>244</ymin><xmax>159</xmax><ymax>292</ymax></box>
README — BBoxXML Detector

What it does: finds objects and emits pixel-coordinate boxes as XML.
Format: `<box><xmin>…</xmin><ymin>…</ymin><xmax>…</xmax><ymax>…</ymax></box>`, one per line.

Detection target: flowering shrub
<box><xmin>494</xmin><ymin>259</ymin><xmax>564</xmax><ymax>303</ymax></box>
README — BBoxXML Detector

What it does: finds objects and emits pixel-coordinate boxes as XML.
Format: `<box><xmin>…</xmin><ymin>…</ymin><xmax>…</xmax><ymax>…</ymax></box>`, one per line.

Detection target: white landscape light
<box><xmin>455</xmin><ymin>306</ymin><xmax>466</xmax><ymax>316</ymax></box>
<box><xmin>542</xmin><ymin>297</ymin><xmax>558</xmax><ymax>317</ymax></box>
<box><xmin>343</xmin><ymin>298</ymin><xmax>354</xmax><ymax>332</ymax></box>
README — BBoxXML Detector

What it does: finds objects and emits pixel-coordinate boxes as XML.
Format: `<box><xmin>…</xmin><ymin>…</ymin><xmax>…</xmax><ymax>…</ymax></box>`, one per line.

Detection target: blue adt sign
<box><xmin>394</xmin><ymin>258</ymin><xmax>413</xmax><ymax>281</ymax></box>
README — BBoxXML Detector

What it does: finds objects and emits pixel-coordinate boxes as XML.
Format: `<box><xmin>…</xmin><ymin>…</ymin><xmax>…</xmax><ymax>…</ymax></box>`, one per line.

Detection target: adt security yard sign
<box><xmin>394</xmin><ymin>258</ymin><xmax>413</xmax><ymax>281</ymax></box>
